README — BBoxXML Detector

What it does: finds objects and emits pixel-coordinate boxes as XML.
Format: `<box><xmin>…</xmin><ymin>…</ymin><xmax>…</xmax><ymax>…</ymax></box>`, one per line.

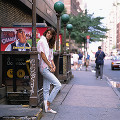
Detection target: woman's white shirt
<box><xmin>37</xmin><ymin>35</ymin><xmax>53</xmax><ymax>71</ymax></box>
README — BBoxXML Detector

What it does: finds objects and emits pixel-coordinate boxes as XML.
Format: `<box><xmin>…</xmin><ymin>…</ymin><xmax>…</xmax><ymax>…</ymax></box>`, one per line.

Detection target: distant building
<box><xmin>53</xmin><ymin>0</ymin><xmax>86</xmax><ymax>15</ymax></box>
<box><xmin>104</xmin><ymin>0</ymin><xmax>120</xmax><ymax>55</ymax></box>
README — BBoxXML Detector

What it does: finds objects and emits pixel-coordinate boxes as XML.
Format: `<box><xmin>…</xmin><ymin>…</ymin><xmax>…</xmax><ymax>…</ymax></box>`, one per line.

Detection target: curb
<box><xmin>104</xmin><ymin>75</ymin><xmax>120</xmax><ymax>99</ymax></box>
<box><xmin>0</xmin><ymin>107</ymin><xmax>43</xmax><ymax>120</ymax></box>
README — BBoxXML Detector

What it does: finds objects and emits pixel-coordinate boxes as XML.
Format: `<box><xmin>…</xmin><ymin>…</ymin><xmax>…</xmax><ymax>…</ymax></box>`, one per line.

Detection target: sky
<box><xmin>85</xmin><ymin>0</ymin><xmax>114</xmax><ymax>25</ymax></box>
<box><xmin>85</xmin><ymin>0</ymin><xmax>115</xmax><ymax>53</ymax></box>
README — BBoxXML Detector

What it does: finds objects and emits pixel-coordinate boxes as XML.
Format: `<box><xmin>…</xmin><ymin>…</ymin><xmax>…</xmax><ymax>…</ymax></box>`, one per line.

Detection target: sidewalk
<box><xmin>41</xmin><ymin>66</ymin><xmax>120</xmax><ymax>120</ymax></box>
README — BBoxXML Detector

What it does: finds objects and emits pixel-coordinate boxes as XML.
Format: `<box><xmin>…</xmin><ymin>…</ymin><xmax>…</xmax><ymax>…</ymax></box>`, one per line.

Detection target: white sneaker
<box><xmin>44</xmin><ymin>100</ymin><xmax>57</xmax><ymax>114</ymax></box>
<box><xmin>44</xmin><ymin>100</ymin><xmax>48</xmax><ymax>112</ymax></box>
<box><xmin>47</xmin><ymin>109</ymin><xmax>57</xmax><ymax>114</ymax></box>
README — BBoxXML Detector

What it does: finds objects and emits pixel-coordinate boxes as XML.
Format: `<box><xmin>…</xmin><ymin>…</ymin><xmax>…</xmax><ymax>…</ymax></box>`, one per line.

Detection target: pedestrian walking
<box><xmin>85</xmin><ymin>52</ymin><xmax>90</xmax><ymax>71</ymax></box>
<box><xmin>72</xmin><ymin>51</ymin><xmax>79</xmax><ymax>70</ymax></box>
<box><xmin>78</xmin><ymin>51</ymin><xmax>83</xmax><ymax>70</ymax></box>
<box><xmin>37</xmin><ymin>27</ymin><xmax>61</xmax><ymax>113</ymax></box>
<box><xmin>95</xmin><ymin>46</ymin><xmax>105</xmax><ymax>80</ymax></box>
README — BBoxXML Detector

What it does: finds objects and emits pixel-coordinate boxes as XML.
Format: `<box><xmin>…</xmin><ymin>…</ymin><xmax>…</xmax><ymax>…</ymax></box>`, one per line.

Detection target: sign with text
<box><xmin>1</xmin><ymin>27</ymin><xmax>48</xmax><ymax>51</ymax></box>
<box><xmin>2</xmin><ymin>54</ymin><xmax>30</xmax><ymax>86</ymax></box>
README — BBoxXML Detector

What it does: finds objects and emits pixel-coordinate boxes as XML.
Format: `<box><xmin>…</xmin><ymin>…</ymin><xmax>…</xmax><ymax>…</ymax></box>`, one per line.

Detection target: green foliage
<box><xmin>27</xmin><ymin>39</ymin><xmax>40</xmax><ymax>46</ymax></box>
<box><xmin>60</xmin><ymin>10</ymin><xmax>109</xmax><ymax>44</ymax></box>
<box><xmin>61</xmin><ymin>7</ymin><xmax>67</xmax><ymax>15</ymax></box>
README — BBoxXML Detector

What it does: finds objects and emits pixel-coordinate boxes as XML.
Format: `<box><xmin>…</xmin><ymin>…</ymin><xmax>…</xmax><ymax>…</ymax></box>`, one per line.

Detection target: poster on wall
<box><xmin>54</xmin><ymin>34</ymin><xmax>62</xmax><ymax>52</ymax></box>
<box><xmin>1</xmin><ymin>27</ymin><xmax>48</xmax><ymax>51</ymax></box>
<box><xmin>59</xmin><ymin>34</ymin><xmax>62</xmax><ymax>52</ymax></box>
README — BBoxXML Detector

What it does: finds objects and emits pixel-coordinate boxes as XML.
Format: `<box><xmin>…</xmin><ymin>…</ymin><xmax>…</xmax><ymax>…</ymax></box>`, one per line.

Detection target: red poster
<box><xmin>54</xmin><ymin>33</ymin><xmax>62</xmax><ymax>52</ymax></box>
<box><xmin>59</xmin><ymin>34</ymin><xmax>62</xmax><ymax>51</ymax></box>
<box><xmin>1</xmin><ymin>27</ymin><xmax>48</xmax><ymax>51</ymax></box>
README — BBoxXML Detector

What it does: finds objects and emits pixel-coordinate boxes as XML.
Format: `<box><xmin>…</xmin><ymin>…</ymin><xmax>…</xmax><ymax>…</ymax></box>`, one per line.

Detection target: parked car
<box><xmin>111</xmin><ymin>56</ymin><xmax>120</xmax><ymax>70</ymax></box>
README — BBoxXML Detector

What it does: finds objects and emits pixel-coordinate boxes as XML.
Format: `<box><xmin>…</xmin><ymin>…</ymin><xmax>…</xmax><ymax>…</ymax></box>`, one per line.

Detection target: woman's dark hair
<box><xmin>43</xmin><ymin>27</ymin><xmax>56</xmax><ymax>49</ymax></box>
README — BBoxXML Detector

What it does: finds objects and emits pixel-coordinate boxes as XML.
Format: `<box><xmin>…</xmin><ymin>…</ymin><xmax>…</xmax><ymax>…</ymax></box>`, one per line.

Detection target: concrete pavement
<box><xmin>41</xmin><ymin>66</ymin><xmax>120</xmax><ymax>120</ymax></box>
<box><xmin>0</xmin><ymin>65</ymin><xmax>120</xmax><ymax>120</ymax></box>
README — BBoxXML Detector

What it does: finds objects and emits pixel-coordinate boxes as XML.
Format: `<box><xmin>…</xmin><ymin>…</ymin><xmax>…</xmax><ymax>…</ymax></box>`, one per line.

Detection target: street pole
<box><xmin>54</xmin><ymin>1</ymin><xmax>64</xmax><ymax>78</ymax></box>
<box><xmin>67</xmin><ymin>24</ymin><xmax>73</xmax><ymax>53</ymax></box>
<box><xmin>86</xmin><ymin>41</ymin><xmax>87</xmax><ymax>55</ymax></box>
<box><xmin>84</xmin><ymin>38</ymin><xmax>86</xmax><ymax>65</ymax></box>
<box><xmin>69</xmin><ymin>31</ymin><xmax>71</xmax><ymax>52</ymax></box>
<box><xmin>86</xmin><ymin>36</ymin><xmax>90</xmax><ymax>56</ymax></box>
<box><xmin>32</xmin><ymin>0</ymin><xmax>36</xmax><ymax>51</ymax></box>
<box><xmin>29</xmin><ymin>0</ymin><xmax>38</xmax><ymax>107</ymax></box>
<box><xmin>54</xmin><ymin>1</ymin><xmax>64</xmax><ymax>52</ymax></box>
<box><xmin>64</xmin><ymin>23</ymin><xmax>66</xmax><ymax>53</ymax></box>
<box><xmin>61</xmin><ymin>14</ymin><xmax>69</xmax><ymax>53</ymax></box>
<box><xmin>56</xmin><ymin>13</ymin><xmax>60</xmax><ymax>52</ymax></box>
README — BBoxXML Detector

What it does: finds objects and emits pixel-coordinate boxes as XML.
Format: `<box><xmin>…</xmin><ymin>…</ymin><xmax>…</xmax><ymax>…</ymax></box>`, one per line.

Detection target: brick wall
<box><xmin>0</xmin><ymin>0</ymin><xmax>32</xmax><ymax>27</ymax></box>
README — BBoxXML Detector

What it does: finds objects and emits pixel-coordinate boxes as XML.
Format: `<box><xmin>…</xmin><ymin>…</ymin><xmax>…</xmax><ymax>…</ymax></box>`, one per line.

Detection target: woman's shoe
<box><xmin>44</xmin><ymin>100</ymin><xmax>48</xmax><ymax>112</ymax></box>
<box><xmin>47</xmin><ymin>108</ymin><xmax>57</xmax><ymax>114</ymax></box>
<box><xmin>44</xmin><ymin>100</ymin><xmax>57</xmax><ymax>113</ymax></box>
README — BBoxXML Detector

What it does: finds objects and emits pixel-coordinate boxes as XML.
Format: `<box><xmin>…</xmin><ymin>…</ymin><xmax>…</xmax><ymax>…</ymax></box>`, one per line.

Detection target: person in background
<box><xmin>37</xmin><ymin>28</ymin><xmax>61</xmax><ymax>113</ymax></box>
<box><xmin>72</xmin><ymin>51</ymin><xmax>79</xmax><ymax>70</ymax></box>
<box><xmin>95</xmin><ymin>46</ymin><xmax>105</xmax><ymax>80</ymax></box>
<box><xmin>85</xmin><ymin>52</ymin><xmax>90</xmax><ymax>71</ymax></box>
<box><xmin>78</xmin><ymin>51</ymin><xmax>83</xmax><ymax>70</ymax></box>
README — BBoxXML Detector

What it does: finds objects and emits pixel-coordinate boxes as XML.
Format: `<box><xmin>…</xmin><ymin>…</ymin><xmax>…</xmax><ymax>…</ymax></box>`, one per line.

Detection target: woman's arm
<box><xmin>40</xmin><ymin>52</ymin><xmax>54</xmax><ymax>72</ymax></box>
<box><xmin>51</xmin><ymin>60</ymin><xmax>56</xmax><ymax>72</ymax></box>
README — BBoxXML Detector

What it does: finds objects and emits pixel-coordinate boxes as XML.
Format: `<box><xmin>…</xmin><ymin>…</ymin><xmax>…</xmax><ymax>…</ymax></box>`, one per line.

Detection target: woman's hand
<box><xmin>49</xmin><ymin>66</ymin><xmax>56</xmax><ymax>73</ymax></box>
<box><xmin>51</xmin><ymin>60</ymin><xmax>56</xmax><ymax>73</ymax></box>
<box><xmin>49</xmin><ymin>65</ymin><xmax>54</xmax><ymax>73</ymax></box>
<box><xmin>52</xmin><ymin>66</ymin><xmax>56</xmax><ymax>73</ymax></box>
<box><xmin>41</xmin><ymin>52</ymin><xmax>54</xmax><ymax>72</ymax></box>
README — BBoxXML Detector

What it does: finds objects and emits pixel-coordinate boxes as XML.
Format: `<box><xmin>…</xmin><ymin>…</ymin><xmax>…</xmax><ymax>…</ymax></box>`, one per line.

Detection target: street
<box><xmin>104</xmin><ymin>60</ymin><xmax>120</xmax><ymax>82</ymax></box>
<box><xmin>91</xmin><ymin>59</ymin><xmax>120</xmax><ymax>94</ymax></box>
<box><xmin>91</xmin><ymin>60</ymin><xmax>120</xmax><ymax>82</ymax></box>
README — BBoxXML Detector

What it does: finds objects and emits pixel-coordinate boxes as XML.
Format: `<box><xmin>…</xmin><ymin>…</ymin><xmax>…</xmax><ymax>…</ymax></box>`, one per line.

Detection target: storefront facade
<box><xmin>0</xmin><ymin>0</ymin><xmax>57</xmax><ymax>28</ymax></box>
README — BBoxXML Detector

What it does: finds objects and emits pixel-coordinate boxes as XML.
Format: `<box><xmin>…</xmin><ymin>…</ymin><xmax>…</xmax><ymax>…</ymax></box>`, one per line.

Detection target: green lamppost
<box><xmin>61</xmin><ymin>14</ymin><xmax>69</xmax><ymax>53</ymax></box>
<box><xmin>54</xmin><ymin>1</ymin><xmax>64</xmax><ymax>51</ymax></box>
<box><xmin>67</xmin><ymin>24</ymin><xmax>73</xmax><ymax>53</ymax></box>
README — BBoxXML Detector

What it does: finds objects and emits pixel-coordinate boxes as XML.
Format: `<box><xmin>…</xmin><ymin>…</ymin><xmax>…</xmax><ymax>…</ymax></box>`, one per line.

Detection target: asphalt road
<box><xmin>104</xmin><ymin>60</ymin><xmax>120</xmax><ymax>82</ymax></box>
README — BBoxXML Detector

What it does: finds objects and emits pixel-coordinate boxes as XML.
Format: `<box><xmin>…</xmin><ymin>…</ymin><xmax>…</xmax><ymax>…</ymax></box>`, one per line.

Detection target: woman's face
<box><xmin>46</xmin><ymin>31</ymin><xmax>52</xmax><ymax>41</ymax></box>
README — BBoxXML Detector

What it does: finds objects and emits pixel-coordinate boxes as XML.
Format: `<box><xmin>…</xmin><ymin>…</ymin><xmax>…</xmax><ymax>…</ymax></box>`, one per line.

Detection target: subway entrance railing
<box><xmin>0</xmin><ymin>51</ymin><xmax>43</xmax><ymax>107</ymax></box>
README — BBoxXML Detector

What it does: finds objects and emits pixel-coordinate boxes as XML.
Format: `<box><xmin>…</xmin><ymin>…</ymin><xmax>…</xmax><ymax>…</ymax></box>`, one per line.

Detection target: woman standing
<box><xmin>37</xmin><ymin>28</ymin><xmax>61</xmax><ymax>113</ymax></box>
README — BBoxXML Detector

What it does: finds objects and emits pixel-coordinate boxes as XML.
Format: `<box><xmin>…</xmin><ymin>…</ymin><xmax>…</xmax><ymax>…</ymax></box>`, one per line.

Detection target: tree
<box><xmin>61</xmin><ymin>10</ymin><xmax>109</xmax><ymax>44</ymax></box>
